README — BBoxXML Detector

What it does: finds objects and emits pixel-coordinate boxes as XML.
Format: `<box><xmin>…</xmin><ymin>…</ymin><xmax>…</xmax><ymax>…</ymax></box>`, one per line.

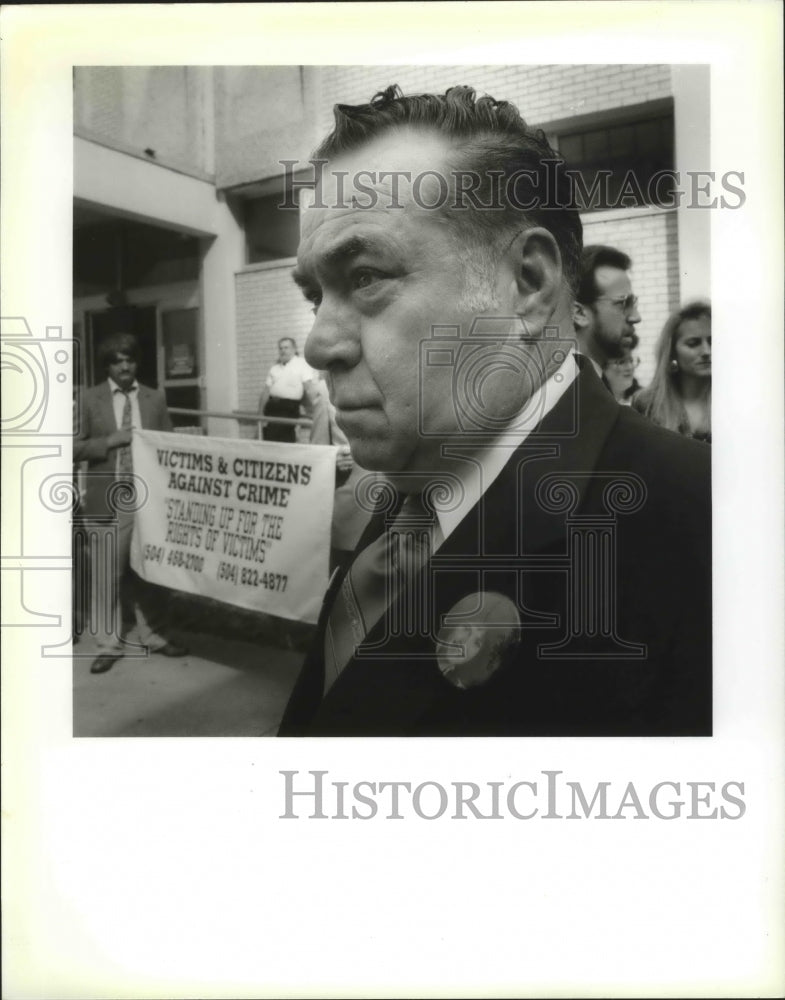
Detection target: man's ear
<box><xmin>503</xmin><ymin>227</ymin><xmax>563</xmax><ymax>334</ymax></box>
<box><xmin>573</xmin><ymin>299</ymin><xmax>592</xmax><ymax>331</ymax></box>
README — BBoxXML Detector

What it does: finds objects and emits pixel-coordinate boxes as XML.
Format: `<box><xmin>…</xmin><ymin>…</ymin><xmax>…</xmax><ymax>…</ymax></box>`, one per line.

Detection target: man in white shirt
<box><xmin>279</xmin><ymin>84</ymin><xmax>711</xmax><ymax>736</ymax></box>
<box><xmin>258</xmin><ymin>337</ymin><xmax>316</xmax><ymax>442</ymax></box>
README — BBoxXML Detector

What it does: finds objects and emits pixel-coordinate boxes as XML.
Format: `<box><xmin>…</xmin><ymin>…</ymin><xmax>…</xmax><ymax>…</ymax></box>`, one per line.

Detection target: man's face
<box><xmin>585</xmin><ymin>265</ymin><xmax>641</xmax><ymax>364</ymax></box>
<box><xmin>294</xmin><ymin>129</ymin><xmax>550</xmax><ymax>474</ymax></box>
<box><xmin>107</xmin><ymin>352</ymin><xmax>137</xmax><ymax>390</ymax></box>
<box><xmin>278</xmin><ymin>340</ymin><xmax>296</xmax><ymax>363</ymax></box>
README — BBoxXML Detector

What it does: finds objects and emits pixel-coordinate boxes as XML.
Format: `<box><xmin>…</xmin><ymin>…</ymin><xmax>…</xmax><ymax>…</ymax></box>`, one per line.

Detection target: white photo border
<box><xmin>2</xmin><ymin>3</ymin><xmax>783</xmax><ymax>997</ymax></box>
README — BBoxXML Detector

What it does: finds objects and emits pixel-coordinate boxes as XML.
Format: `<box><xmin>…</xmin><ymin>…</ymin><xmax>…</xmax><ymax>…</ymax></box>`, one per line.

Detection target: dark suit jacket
<box><xmin>74</xmin><ymin>380</ymin><xmax>172</xmax><ymax>517</ymax></box>
<box><xmin>279</xmin><ymin>365</ymin><xmax>711</xmax><ymax>737</ymax></box>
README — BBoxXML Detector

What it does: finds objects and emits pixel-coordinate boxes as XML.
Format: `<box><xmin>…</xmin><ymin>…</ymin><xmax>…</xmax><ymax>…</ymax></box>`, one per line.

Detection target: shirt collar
<box><xmin>109</xmin><ymin>378</ymin><xmax>139</xmax><ymax>394</ymax></box>
<box><xmin>431</xmin><ymin>350</ymin><xmax>580</xmax><ymax>547</ymax></box>
<box><xmin>575</xmin><ymin>350</ymin><xmax>604</xmax><ymax>379</ymax></box>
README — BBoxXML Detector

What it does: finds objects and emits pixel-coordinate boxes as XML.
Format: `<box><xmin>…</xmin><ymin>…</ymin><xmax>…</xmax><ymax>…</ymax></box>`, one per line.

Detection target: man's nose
<box><xmin>628</xmin><ymin>305</ymin><xmax>641</xmax><ymax>325</ymax></box>
<box><xmin>304</xmin><ymin>298</ymin><xmax>361</xmax><ymax>370</ymax></box>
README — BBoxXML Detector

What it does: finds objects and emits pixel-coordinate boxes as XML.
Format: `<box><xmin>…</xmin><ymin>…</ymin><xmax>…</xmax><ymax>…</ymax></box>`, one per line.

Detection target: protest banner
<box><xmin>129</xmin><ymin>430</ymin><xmax>337</xmax><ymax>624</ymax></box>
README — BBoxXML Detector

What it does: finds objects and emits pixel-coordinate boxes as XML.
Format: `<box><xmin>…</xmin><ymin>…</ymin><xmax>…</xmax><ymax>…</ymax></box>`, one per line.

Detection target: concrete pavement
<box><xmin>73</xmin><ymin>627</ymin><xmax>304</xmax><ymax>737</ymax></box>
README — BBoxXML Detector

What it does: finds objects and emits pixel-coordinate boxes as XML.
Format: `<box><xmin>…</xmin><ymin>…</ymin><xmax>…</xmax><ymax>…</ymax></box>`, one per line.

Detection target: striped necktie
<box><xmin>323</xmin><ymin>491</ymin><xmax>433</xmax><ymax>694</ymax></box>
<box><xmin>117</xmin><ymin>389</ymin><xmax>133</xmax><ymax>477</ymax></box>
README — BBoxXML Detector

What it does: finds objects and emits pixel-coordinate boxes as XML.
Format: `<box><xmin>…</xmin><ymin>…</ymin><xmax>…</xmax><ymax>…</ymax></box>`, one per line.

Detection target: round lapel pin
<box><xmin>435</xmin><ymin>592</ymin><xmax>521</xmax><ymax>689</ymax></box>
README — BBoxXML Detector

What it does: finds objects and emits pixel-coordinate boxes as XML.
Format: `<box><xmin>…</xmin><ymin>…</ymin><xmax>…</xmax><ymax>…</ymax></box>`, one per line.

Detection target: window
<box><xmin>244</xmin><ymin>193</ymin><xmax>300</xmax><ymax>264</ymax></box>
<box><xmin>550</xmin><ymin>102</ymin><xmax>675</xmax><ymax>212</ymax></box>
<box><xmin>162</xmin><ymin>308</ymin><xmax>199</xmax><ymax>381</ymax></box>
<box><xmin>74</xmin><ymin>218</ymin><xmax>200</xmax><ymax>296</ymax></box>
<box><xmin>161</xmin><ymin>308</ymin><xmax>204</xmax><ymax>430</ymax></box>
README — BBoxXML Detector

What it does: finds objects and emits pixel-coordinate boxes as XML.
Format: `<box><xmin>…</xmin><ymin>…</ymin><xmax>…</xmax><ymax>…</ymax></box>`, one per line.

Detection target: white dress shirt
<box><xmin>266</xmin><ymin>356</ymin><xmax>315</xmax><ymax>400</ymax></box>
<box><xmin>391</xmin><ymin>351</ymin><xmax>580</xmax><ymax>551</ymax></box>
<box><xmin>109</xmin><ymin>377</ymin><xmax>141</xmax><ymax>429</ymax></box>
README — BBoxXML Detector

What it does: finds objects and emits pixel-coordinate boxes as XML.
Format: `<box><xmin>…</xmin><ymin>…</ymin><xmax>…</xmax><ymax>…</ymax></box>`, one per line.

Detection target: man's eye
<box><xmin>305</xmin><ymin>291</ymin><xmax>322</xmax><ymax>314</ymax></box>
<box><xmin>352</xmin><ymin>269</ymin><xmax>382</xmax><ymax>290</ymax></box>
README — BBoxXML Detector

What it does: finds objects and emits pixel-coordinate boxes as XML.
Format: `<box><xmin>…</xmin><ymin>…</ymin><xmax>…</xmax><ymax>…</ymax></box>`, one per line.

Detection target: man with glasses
<box><xmin>573</xmin><ymin>245</ymin><xmax>642</xmax><ymax>376</ymax></box>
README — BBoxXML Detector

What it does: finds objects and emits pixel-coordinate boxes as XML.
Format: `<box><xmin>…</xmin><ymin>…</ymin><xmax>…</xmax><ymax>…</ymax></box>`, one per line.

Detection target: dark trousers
<box><xmin>263</xmin><ymin>397</ymin><xmax>300</xmax><ymax>442</ymax></box>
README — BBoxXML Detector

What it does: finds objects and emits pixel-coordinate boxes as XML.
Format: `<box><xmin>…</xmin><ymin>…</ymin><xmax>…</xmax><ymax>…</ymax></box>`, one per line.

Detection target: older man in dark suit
<box><xmin>75</xmin><ymin>332</ymin><xmax>188</xmax><ymax>674</ymax></box>
<box><xmin>278</xmin><ymin>85</ymin><xmax>711</xmax><ymax>737</ymax></box>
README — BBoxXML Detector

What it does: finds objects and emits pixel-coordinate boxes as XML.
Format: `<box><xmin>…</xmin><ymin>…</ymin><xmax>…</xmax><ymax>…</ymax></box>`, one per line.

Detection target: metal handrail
<box><xmin>167</xmin><ymin>407</ymin><xmax>313</xmax><ymax>438</ymax></box>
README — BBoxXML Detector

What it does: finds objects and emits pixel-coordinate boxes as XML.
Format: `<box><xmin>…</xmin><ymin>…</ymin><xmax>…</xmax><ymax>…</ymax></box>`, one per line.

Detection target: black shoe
<box><xmin>90</xmin><ymin>654</ymin><xmax>121</xmax><ymax>674</ymax></box>
<box><xmin>157</xmin><ymin>642</ymin><xmax>189</xmax><ymax>658</ymax></box>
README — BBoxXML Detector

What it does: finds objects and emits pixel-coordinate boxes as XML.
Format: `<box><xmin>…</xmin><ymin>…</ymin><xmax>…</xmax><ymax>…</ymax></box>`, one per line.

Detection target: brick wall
<box><xmin>315</xmin><ymin>64</ymin><xmax>671</xmax><ymax>133</ymax></box>
<box><xmin>235</xmin><ymin>261</ymin><xmax>314</xmax><ymax>435</ymax></box>
<box><xmin>582</xmin><ymin>209</ymin><xmax>679</xmax><ymax>385</ymax></box>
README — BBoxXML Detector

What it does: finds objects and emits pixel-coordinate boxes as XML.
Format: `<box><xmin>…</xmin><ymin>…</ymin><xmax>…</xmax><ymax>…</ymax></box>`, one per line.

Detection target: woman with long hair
<box><xmin>633</xmin><ymin>301</ymin><xmax>712</xmax><ymax>442</ymax></box>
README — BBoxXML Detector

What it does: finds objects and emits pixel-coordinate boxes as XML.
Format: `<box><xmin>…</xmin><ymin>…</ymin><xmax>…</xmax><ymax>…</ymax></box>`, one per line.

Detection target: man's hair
<box><xmin>315</xmin><ymin>84</ymin><xmax>583</xmax><ymax>295</ymax></box>
<box><xmin>99</xmin><ymin>332</ymin><xmax>138</xmax><ymax>371</ymax></box>
<box><xmin>577</xmin><ymin>245</ymin><xmax>633</xmax><ymax>305</ymax></box>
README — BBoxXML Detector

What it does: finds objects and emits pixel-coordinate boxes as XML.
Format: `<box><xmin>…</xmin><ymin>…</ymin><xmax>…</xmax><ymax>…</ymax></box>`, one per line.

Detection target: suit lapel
<box><xmin>136</xmin><ymin>385</ymin><xmax>154</xmax><ymax>427</ymax></box>
<box><xmin>316</xmin><ymin>365</ymin><xmax>622</xmax><ymax>732</ymax></box>
<box><xmin>97</xmin><ymin>381</ymin><xmax>116</xmax><ymax>429</ymax></box>
<box><xmin>512</xmin><ymin>359</ymin><xmax>621</xmax><ymax>554</ymax></box>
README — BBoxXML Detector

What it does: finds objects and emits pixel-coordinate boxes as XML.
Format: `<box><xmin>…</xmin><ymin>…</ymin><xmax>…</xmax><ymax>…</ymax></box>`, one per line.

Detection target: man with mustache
<box><xmin>75</xmin><ymin>332</ymin><xmax>188</xmax><ymax>674</ymax></box>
